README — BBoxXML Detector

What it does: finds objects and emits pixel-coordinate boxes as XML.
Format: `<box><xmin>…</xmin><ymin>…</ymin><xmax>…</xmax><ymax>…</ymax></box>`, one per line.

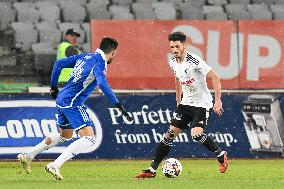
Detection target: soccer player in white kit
<box><xmin>135</xmin><ymin>31</ymin><xmax>228</xmax><ymax>178</ymax></box>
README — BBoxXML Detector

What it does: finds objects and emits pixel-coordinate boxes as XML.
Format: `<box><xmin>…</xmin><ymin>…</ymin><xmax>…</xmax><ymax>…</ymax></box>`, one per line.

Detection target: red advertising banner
<box><xmin>91</xmin><ymin>20</ymin><xmax>284</xmax><ymax>89</ymax></box>
<box><xmin>238</xmin><ymin>21</ymin><xmax>284</xmax><ymax>89</ymax></box>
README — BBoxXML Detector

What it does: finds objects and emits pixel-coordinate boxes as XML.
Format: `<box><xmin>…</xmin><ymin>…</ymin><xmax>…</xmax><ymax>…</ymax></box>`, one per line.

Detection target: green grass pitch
<box><xmin>0</xmin><ymin>159</ymin><xmax>283</xmax><ymax>189</ymax></box>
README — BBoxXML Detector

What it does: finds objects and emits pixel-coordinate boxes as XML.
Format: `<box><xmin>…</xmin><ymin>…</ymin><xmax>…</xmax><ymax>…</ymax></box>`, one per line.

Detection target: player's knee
<box><xmin>191</xmin><ymin>127</ymin><xmax>206</xmax><ymax>143</ymax></box>
<box><xmin>162</xmin><ymin>128</ymin><xmax>175</xmax><ymax>146</ymax></box>
<box><xmin>82</xmin><ymin>136</ymin><xmax>97</xmax><ymax>153</ymax></box>
<box><xmin>45</xmin><ymin>137</ymin><xmax>52</xmax><ymax>145</ymax></box>
<box><xmin>45</xmin><ymin>133</ymin><xmax>71</xmax><ymax>145</ymax></box>
<box><xmin>191</xmin><ymin>126</ymin><xmax>203</xmax><ymax>136</ymax></box>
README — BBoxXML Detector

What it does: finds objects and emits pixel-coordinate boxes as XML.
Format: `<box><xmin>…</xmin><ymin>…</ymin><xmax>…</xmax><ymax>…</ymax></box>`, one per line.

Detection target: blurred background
<box><xmin>1</xmin><ymin>0</ymin><xmax>284</xmax><ymax>91</ymax></box>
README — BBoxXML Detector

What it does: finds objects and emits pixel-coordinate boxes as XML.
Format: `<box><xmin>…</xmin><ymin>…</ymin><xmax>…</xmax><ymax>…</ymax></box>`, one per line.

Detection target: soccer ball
<box><xmin>162</xmin><ymin>158</ymin><xmax>182</xmax><ymax>178</ymax></box>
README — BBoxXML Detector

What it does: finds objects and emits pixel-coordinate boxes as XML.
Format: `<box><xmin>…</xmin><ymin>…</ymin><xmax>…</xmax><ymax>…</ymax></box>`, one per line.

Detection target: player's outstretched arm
<box><xmin>96</xmin><ymin>75</ymin><xmax>132</xmax><ymax>121</ymax></box>
<box><xmin>175</xmin><ymin>77</ymin><xmax>182</xmax><ymax>106</ymax></box>
<box><xmin>50</xmin><ymin>55</ymin><xmax>80</xmax><ymax>87</ymax></box>
<box><xmin>207</xmin><ymin>69</ymin><xmax>224</xmax><ymax>116</ymax></box>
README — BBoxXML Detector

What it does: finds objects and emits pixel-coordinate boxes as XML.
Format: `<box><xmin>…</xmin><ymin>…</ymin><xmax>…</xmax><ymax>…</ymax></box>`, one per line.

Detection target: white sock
<box><xmin>52</xmin><ymin>136</ymin><xmax>96</xmax><ymax>168</ymax></box>
<box><xmin>26</xmin><ymin>133</ymin><xmax>68</xmax><ymax>160</ymax></box>
<box><xmin>148</xmin><ymin>167</ymin><xmax>156</xmax><ymax>173</ymax></box>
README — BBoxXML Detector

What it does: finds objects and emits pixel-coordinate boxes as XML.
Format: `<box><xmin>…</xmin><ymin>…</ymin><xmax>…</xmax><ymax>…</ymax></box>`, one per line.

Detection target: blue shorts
<box><xmin>56</xmin><ymin>106</ymin><xmax>93</xmax><ymax>131</ymax></box>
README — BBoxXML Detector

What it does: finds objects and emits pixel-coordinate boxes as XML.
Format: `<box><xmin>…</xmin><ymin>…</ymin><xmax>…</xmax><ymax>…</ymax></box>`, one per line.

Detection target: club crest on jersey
<box><xmin>180</xmin><ymin>78</ymin><xmax>195</xmax><ymax>86</ymax></box>
<box><xmin>185</xmin><ymin>68</ymin><xmax>189</xmax><ymax>74</ymax></box>
<box><xmin>84</xmin><ymin>55</ymin><xmax>92</xmax><ymax>60</ymax></box>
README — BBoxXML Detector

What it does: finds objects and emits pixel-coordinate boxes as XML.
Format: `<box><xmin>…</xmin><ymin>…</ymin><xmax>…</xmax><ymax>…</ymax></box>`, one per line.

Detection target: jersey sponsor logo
<box><xmin>180</xmin><ymin>78</ymin><xmax>195</xmax><ymax>86</ymax></box>
<box><xmin>0</xmin><ymin>100</ymin><xmax>103</xmax><ymax>153</ymax></box>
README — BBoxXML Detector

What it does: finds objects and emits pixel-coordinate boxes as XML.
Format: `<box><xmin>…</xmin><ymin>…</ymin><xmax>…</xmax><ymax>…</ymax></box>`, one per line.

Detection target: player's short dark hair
<box><xmin>100</xmin><ymin>37</ymin><xmax>118</xmax><ymax>54</ymax></box>
<box><xmin>168</xmin><ymin>31</ymin><xmax>186</xmax><ymax>43</ymax></box>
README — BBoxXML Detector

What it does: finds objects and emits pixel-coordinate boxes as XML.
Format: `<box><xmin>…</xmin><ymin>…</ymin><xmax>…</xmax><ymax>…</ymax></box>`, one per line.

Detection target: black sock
<box><xmin>150</xmin><ymin>141</ymin><xmax>172</xmax><ymax>170</ymax></box>
<box><xmin>193</xmin><ymin>133</ymin><xmax>222</xmax><ymax>156</ymax></box>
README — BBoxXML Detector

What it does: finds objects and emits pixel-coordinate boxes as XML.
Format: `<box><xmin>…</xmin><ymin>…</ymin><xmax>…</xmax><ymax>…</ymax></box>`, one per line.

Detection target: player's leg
<box><xmin>150</xmin><ymin>126</ymin><xmax>182</xmax><ymax>171</ymax></box>
<box><xmin>135</xmin><ymin>105</ymin><xmax>189</xmax><ymax>178</ymax></box>
<box><xmin>52</xmin><ymin>126</ymin><xmax>95</xmax><ymax>168</ymax></box>
<box><xmin>190</xmin><ymin>108</ymin><xmax>228</xmax><ymax>173</ymax></box>
<box><xmin>43</xmin><ymin>128</ymin><xmax>74</xmax><ymax>180</ymax></box>
<box><xmin>135</xmin><ymin>126</ymin><xmax>182</xmax><ymax>178</ymax></box>
<box><xmin>45</xmin><ymin>106</ymin><xmax>96</xmax><ymax>180</ymax></box>
<box><xmin>18</xmin><ymin>108</ymin><xmax>73</xmax><ymax>174</ymax></box>
<box><xmin>18</xmin><ymin>129</ymin><xmax>73</xmax><ymax>174</ymax></box>
<box><xmin>45</xmin><ymin>126</ymin><xmax>95</xmax><ymax>180</ymax></box>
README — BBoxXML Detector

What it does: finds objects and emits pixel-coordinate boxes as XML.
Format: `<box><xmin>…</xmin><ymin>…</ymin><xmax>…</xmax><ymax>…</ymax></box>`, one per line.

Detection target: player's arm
<box><xmin>50</xmin><ymin>55</ymin><xmax>80</xmax><ymax>87</ymax></box>
<box><xmin>175</xmin><ymin>77</ymin><xmax>182</xmax><ymax>106</ymax></box>
<box><xmin>50</xmin><ymin>54</ymin><xmax>80</xmax><ymax>98</ymax></box>
<box><xmin>96</xmin><ymin>75</ymin><xmax>118</xmax><ymax>104</ymax></box>
<box><xmin>207</xmin><ymin>69</ymin><xmax>223</xmax><ymax>116</ymax></box>
<box><xmin>93</xmin><ymin>63</ymin><xmax>132</xmax><ymax>120</ymax></box>
<box><xmin>193</xmin><ymin>54</ymin><xmax>224</xmax><ymax>116</ymax></box>
<box><xmin>169</xmin><ymin>61</ymin><xmax>182</xmax><ymax>106</ymax></box>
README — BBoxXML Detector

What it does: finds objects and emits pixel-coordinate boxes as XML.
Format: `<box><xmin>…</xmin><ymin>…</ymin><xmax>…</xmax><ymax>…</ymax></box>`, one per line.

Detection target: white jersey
<box><xmin>168</xmin><ymin>51</ymin><xmax>213</xmax><ymax>109</ymax></box>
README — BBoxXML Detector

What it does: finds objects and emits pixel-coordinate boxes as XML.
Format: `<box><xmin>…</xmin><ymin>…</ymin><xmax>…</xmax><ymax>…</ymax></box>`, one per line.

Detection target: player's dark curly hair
<box><xmin>168</xmin><ymin>31</ymin><xmax>186</xmax><ymax>43</ymax></box>
<box><xmin>100</xmin><ymin>37</ymin><xmax>118</xmax><ymax>54</ymax></box>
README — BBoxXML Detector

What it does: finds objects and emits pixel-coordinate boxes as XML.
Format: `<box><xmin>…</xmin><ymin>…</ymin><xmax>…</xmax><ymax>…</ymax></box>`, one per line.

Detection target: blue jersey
<box><xmin>51</xmin><ymin>49</ymin><xmax>119</xmax><ymax>108</ymax></box>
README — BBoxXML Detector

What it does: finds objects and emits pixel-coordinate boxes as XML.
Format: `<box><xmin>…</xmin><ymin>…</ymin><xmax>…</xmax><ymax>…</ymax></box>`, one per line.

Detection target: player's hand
<box><xmin>122</xmin><ymin>111</ymin><xmax>132</xmax><ymax>121</ymax></box>
<box><xmin>176</xmin><ymin>99</ymin><xmax>181</xmax><ymax>107</ymax></box>
<box><xmin>115</xmin><ymin>103</ymin><xmax>133</xmax><ymax>121</ymax></box>
<box><xmin>176</xmin><ymin>93</ymin><xmax>182</xmax><ymax>107</ymax></box>
<box><xmin>50</xmin><ymin>87</ymin><xmax>59</xmax><ymax>99</ymax></box>
<box><xmin>213</xmin><ymin>99</ymin><xmax>224</xmax><ymax>116</ymax></box>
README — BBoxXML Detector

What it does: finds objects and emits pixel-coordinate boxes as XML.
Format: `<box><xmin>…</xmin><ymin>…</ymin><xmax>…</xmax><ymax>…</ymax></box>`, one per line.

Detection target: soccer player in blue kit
<box><xmin>17</xmin><ymin>37</ymin><xmax>131</xmax><ymax>180</ymax></box>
